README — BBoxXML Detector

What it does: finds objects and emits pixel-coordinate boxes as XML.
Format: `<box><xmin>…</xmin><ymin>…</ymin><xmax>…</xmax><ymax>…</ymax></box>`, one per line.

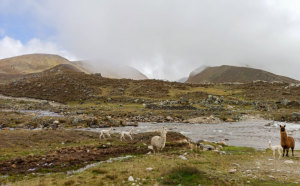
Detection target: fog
<box><xmin>15</xmin><ymin>1</ymin><xmax>300</xmax><ymax>80</ymax></box>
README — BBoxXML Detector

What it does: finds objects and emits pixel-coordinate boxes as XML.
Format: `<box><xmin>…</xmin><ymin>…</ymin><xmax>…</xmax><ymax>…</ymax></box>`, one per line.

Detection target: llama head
<box><xmin>161</xmin><ymin>127</ymin><xmax>167</xmax><ymax>135</ymax></box>
<box><xmin>279</xmin><ymin>125</ymin><xmax>286</xmax><ymax>132</ymax></box>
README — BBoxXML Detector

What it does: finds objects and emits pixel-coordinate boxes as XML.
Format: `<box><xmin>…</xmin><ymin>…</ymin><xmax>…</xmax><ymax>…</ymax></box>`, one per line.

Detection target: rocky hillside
<box><xmin>0</xmin><ymin>64</ymin><xmax>186</xmax><ymax>103</ymax></box>
<box><xmin>0</xmin><ymin>54</ymin><xmax>72</xmax><ymax>74</ymax></box>
<box><xmin>73</xmin><ymin>61</ymin><xmax>148</xmax><ymax>80</ymax></box>
<box><xmin>186</xmin><ymin>65</ymin><xmax>299</xmax><ymax>84</ymax></box>
<box><xmin>0</xmin><ymin>54</ymin><xmax>90</xmax><ymax>84</ymax></box>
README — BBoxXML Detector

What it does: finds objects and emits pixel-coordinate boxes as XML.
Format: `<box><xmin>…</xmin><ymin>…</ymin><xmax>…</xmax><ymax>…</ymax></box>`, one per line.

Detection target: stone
<box><xmin>146</xmin><ymin>167</ymin><xmax>153</xmax><ymax>171</ymax></box>
<box><xmin>232</xmin><ymin>163</ymin><xmax>240</xmax><ymax>167</ymax></box>
<box><xmin>128</xmin><ymin>176</ymin><xmax>134</xmax><ymax>182</ymax></box>
<box><xmin>203</xmin><ymin>145</ymin><xmax>215</xmax><ymax>151</ymax></box>
<box><xmin>179</xmin><ymin>155</ymin><xmax>187</xmax><ymax>160</ymax></box>
<box><xmin>218</xmin><ymin>141</ymin><xmax>227</xmax><ymax>146</ymax></box>
<box><xmin>228</xmin><ymin>169</ymin><xmax>237</xmax><ymax>174</ymax></box>
<box><xmin>284</xmin><ymin>160</ymin><xmax>294</xmax><ymax>164</ymax></box>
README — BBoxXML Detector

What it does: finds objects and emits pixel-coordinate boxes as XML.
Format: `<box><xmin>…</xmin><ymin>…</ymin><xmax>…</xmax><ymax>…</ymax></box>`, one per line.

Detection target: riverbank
<box><xmin>0</xmin><ymin>129</ymin><xmax>300</xmax><ymax>185</ymax></box>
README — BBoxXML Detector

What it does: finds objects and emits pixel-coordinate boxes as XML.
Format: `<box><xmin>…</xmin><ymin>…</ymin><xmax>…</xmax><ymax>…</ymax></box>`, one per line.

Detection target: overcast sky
<box><xmin>1</xmin><ymin>0</ymin><xmax>300</xmax><ymax>80</ymax></box>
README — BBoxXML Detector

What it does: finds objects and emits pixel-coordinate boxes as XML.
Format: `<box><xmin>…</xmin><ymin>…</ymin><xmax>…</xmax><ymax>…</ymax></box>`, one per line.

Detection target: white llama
<box><xmin>120</xmin><ymin>128</ymin><xmax>134</xmax><ymax>141</ymax></box>
<box><xmin>149</xmin><ymin>127</ymin><xmax>167</xmax><ymax>153</ymax></box>
<box><xmin>269</xmin><ymin>140</ymin><xmax>283</xmax><ymax>160</ymax></box>
<box><xmin>99</xmin><ymin>127</ymin><xmax>112</xmax><ymax>140</ymax></box>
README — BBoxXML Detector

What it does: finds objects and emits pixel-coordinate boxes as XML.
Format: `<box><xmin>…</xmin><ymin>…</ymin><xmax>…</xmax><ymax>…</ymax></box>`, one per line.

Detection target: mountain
<box><xmin>0</xmin><ymin>54</ymin><xmax>73</xmax><ymax>74</ymax></box>
<box><xmin>186</xmin><ymin>65</ymin><xmax>299</xmax><ymax>84</ymax></box>
<box><xmin>73</xmin><ymin>61</ymin><xmax>148</xmax><ymax>80</ymax></box>
<box><xmin>0</xmin><ymin>54</ymin><xmax>89</xmax><ymax>83</ymax></box>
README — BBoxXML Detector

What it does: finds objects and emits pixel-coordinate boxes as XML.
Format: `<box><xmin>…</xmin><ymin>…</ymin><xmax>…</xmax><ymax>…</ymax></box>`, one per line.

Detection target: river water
<box><xmin>81</xmin><ymin>119</ymin><xmax>300</xmax><ymax>150</ymax></box>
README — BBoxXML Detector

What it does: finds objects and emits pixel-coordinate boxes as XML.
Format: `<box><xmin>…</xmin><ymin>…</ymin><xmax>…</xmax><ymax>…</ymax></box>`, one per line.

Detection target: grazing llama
<box><xmin>280</xmin><ymin>125</ymin><xmax>295</xmax><ymax>157</ymax></box>
<box><xmin>188</xmin><ymin>140</ymin><xmax>198</xmax><ymax>151</ymax></box>
<box><xmin>268</xmin><ymin>140</ymin><xmax>282</xmax><ymax>160</ymax></box>
<box><xmin>149</xmin><ymin>127</ymin><xmax>167</xmax><ymax>153</ymax></box>
<box><xmin>120</xmin><ymin>128</ymin><xmax>134</xmax><ymax>141</ymax></box>
<box><xmin>99</xmin><ymin>127</ymin><xmax>112</xmax><ymax>140</ymax></box>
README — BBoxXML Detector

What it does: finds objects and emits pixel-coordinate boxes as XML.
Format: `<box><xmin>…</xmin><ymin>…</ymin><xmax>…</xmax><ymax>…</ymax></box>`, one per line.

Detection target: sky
<box><xmin>1</xmin><ymin>0</ymin><xmax>300</xmax><ymax>80</ymax></box>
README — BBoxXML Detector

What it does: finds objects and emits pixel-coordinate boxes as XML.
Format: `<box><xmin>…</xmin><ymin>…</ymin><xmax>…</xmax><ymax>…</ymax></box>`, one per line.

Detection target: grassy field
<box><xmin>1</xmin><ymin>130</ymin><xmax>300</xmax><ymax>185</ymax></box>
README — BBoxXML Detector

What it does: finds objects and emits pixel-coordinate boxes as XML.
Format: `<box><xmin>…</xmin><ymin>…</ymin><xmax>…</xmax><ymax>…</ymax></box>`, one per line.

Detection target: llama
<box><xmin>188</xmin><ymin>140</ymin><xmax>198</xmax><ymax>151</ymax></box>
<box><xmin>268</xmin><ymin>140</ymin><xmax>282</xmax><ymax>160</ymax></box>
<box><xmin>120</xmin><ymin>128</ymin><xmax>134</xmax><ymax>141</ymax></box>
<box><xmin>280</xmin><ymin>125</ymin><xmax>295</xmax><ymax>157</ymax></box>
<box><xmin>149</xmin><ymin>127</ymin><xmax>167</xmax><ymax>153</ymax></box>
<box><xmin>99</xmin><ymin>127</ymin><xmax>112</xmax><ymax>140</ymax></box>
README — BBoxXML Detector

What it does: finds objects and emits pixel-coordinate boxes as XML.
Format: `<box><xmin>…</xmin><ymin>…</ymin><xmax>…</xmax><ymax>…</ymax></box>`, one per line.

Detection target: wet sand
<box><xmin>82</xmin><ymin>119</ymin><xmax>300</xmax><ymax>150</ymax></box>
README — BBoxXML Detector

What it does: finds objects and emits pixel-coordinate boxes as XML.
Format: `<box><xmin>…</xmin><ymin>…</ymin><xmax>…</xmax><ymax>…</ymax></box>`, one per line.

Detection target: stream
<box><xmin>80</xmin><ymin>119</ymin><xmax>300</xmax><ymax>150</ymax></box>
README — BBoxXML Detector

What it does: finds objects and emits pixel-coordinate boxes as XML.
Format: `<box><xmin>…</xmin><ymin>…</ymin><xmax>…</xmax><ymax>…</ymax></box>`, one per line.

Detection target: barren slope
<box><xmin>186</xmin><ymin>65</ymin><xmax>299</xmax><ymax>84</ymax></box>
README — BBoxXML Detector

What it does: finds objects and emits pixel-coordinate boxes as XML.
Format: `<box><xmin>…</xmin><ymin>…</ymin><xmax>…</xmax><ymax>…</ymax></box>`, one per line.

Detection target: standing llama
<box><xmin>120</xmin><ymin>128</ymin><xmax>134</xmax><ymax>141</ymax></box>
<box><xmin>149</xmin><ymin>127</ymin><xmax>167</xmax><ymax>153</ymax></box>
<box><xmin>280</xmin><ymin>125</ymin><xmax>295</xmax><ymax>157</ymax></box>
<box><xmin>99</xmin><ymin>127</ymin><xmax>112</xmax><ymax>140</ymax></box>
<box><xmin>268</xmin><ymin>140</ymin><xmax>282</xmax><ymax>160</ymax></box>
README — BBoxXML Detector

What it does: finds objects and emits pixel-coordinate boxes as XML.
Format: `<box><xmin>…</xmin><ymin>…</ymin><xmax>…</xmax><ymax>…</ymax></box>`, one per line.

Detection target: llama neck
<box><xmin>281</xmin><ymin>131</ymin><xmax>287</xmax><ymax>140</ymax></box>
<box><xmin>269</xmin><ymin>143</ymin><xmax>273</xmax><ymax>149</ymax></box>
<box><xmin>161</xmin><ymin>132</ymin><xmax>167</xmax><ymax>143</ymax></box>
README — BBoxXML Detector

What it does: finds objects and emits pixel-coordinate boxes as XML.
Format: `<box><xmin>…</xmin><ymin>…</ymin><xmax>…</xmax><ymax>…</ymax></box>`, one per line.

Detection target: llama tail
<box><xmin>148</xmin><ymin>145</ymin><xmax>153</xmax><ymax>150</ymax></box>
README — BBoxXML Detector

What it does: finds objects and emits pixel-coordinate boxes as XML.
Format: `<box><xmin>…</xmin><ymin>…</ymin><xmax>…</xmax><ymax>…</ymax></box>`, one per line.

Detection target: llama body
<box><xmin>99</xmin><ymin>128</ymin><xmax>112</xmax><ymax>140</ymax></box>
<box><xmin>280</xmin><ymin>125</ymin><xmax>295</xmax><ymax>157</ymax></box>
<box><xmin>120</xmin><ymin>128</ymin><xmax>134</xmax><ymax>141</ymax></box>
<box><xmin>269</xmin><ymin>140</ymin><xmax>282</xmax><ymax>160</ymax></box>
<box><xmin>188</xmin><ymin>140</ymin><xmax>198</xmax><ymax>151</ymax></box>
<box><xmin>150</xmin><ymin>127</ymin><xmax>167</xmax><ymax>153</ymax></box>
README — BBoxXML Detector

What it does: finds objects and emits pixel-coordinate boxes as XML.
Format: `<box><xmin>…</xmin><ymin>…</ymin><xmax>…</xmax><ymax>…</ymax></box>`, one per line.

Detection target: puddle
<box><xmin>79</xmin><ymin>120</ymin><xmax>300</xmax><ymax>150</ymax></box>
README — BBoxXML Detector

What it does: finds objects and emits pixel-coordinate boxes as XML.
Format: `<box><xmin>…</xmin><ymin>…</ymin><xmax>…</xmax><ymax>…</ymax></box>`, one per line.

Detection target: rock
<box><xmin>219</xmin><ymin>151</ymin><xmax>226</xmax><ymax>155</ymax></box>
<box><xmin>203</xmin><ymin>145</ymin><xmax>215</xmax><ymax>151</ymax></box>
<box><xmin>166</xmin><ymin>116</ymin><xmax>173</xmax><ymax>121</ymax></box>
<box><xmin>232</xmin><ymin>163</ymin><xmax>240</xmax><ymax>167</ymax></box>
<box><xmin>146</xmin><ymin>167</ymin><xmax>153</xmax><ymax>171</ymax></box>
<box><xmin>218</xmin><ymin>141</ymin><xmax>227</xmax><ymax>146</ymax></box>
<box><xmin>284</xmin><ymin>160</ymin><xmax>294</xmax><ymax>164</ymax></box>
<box><xmin>128</xmin><ymin>176</ymin><xmax>134</xmax><ymax>182</ymax></box>
<box><xmin>228</xmin><ymin>169</ymin><xmax>237</xmax><ymax>174</ymax></box>
<box><xmin>179</xmin><ymin>155</ymin><xmax>187</xmax><ymax>160</ymax></box>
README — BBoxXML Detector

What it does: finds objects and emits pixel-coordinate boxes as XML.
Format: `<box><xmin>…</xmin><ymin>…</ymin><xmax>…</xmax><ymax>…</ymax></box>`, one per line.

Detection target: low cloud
<box><xmin>0</xmin><ymin>36</ymin><xmax>76</xmax><ymax>60</ymax></box>
<box><xmin>3</xmin><ymin>1</ymin><xmax>300</xmax><ymax>80</ymax></box>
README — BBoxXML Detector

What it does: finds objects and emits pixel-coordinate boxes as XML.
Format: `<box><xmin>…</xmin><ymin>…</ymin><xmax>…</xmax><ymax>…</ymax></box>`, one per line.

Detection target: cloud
<box><xmin>0</xmin><ymin>36</ymin><xmax>76</xmax><ymax>60</ymax></box>
<box><xmin>3</xmin><ymin>0</ymin><xmax>300</xmax><ymax>80</ymax></box>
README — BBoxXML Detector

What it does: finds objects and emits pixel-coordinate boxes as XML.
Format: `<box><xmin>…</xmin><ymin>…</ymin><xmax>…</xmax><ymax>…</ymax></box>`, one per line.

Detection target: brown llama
<box><xmin>280</xmin><ymin>125</ymin><xmax>295</xmax><ymax>157</ymax></box>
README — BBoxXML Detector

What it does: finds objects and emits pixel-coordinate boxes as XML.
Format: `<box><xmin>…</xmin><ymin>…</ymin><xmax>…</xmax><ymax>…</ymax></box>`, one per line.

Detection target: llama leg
<box><xmin>278</xmin><ymin>149</ymin><xmax>281</xmax><ymax>160</ymax></box>
<box><xmin>286</xmin><ymin>149</ymin><xmax>289</xmax><ymax>157</ymax></box>
<box><xmin>273</xmin><ymin>150</ymin><xmax>275</xmax><ymax>159</ymax></box>
<box><xmin>129</xmin><ymin>135</ymin><xmax>133</xmax><ymax>140</ymax></box>
<box><xmin>282</xmin><ymin>148</ymin><xmax>285</xmax><ymax>157</ymax></box>
<box><xmin>292</xmin><ymin>147</ymin><xmax>294</xmax><ymax>156</ymax></box>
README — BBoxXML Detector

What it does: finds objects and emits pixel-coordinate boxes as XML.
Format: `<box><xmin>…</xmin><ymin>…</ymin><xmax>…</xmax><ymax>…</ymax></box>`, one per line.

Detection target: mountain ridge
<box><xmin>186</xmin><ymin>65</ymin><xmax>299</xmax><ymax>84</ymax></box>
